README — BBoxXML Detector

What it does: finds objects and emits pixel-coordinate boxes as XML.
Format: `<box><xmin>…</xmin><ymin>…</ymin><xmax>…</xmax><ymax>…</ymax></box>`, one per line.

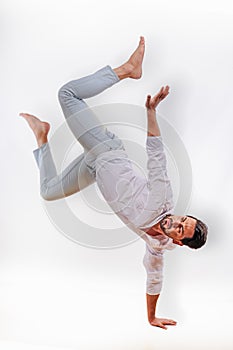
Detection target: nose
<box><xmin>173</xmin><ymin>222</ymin><xmax>182</xmax><ymax>229</ymax></box>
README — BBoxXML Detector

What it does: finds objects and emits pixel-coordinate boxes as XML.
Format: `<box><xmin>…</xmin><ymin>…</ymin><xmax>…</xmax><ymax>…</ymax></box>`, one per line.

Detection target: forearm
<box><xmin>146</xmin><ymin>293</ymin><xmax>160</xmax><ymax>323</ymax></box>
<box><xmin>147</xmin><ymin>109</ymin><xmax>161</xmax><ymax>136</ymax></box>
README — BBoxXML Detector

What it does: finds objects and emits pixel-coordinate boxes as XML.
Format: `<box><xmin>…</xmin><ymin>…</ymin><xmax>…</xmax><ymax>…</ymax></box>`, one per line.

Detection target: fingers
<box><xmin>146</xmin><ymin>86</ymin><xmax>170</xmax><ymax>109</ymax></box>
<box><xmin>157</xmin><ymin>85</ymin><xmax>170</xmax><ymax>99</ymax></box>
<box><xmin>151</xmin><ymin>320</ymin><xmax>167</xmax><ymax>329</ymax></box>
<box><xmin>158</xmin><ymin>86</ymin><xmax>164</xmax><ymax>96</ymax></box>
<box><xmin>161</xmin><ymin>318</ymin><xmax>177</xmax><ymax>326</ymax></box>
<box><xmin>159</xmin><ymin>323</ymin><xmax>168</xmax><ymax>330</ymax></box>
<box><xmin>150</xmin><ymin>318</ymin><xmax>177</xmax><ymax>330</ymax></box>
<box><xmin>158</xmin><ymin>319</ymin><xmax>176</xmax><ymax>330</ymax></box>
<box><xmin>150</xmin><ymin>85</ymin><xmax>170</xmax><ymax>105</ymax></box>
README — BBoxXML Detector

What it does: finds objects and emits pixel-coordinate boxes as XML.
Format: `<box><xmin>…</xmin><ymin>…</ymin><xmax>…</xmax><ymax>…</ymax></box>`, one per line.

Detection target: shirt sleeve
<box><xmin>146</xmin><ymin>136</ymin><xmax>173</xmax><ymax>211</ymax></box>
<box><xmin>143</xmin><ymin>244</ymin><xmax>164</xmax><ymax>295</ymax></box>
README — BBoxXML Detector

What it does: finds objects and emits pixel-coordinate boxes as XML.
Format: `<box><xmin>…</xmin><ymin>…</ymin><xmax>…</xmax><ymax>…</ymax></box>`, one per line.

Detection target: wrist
<box><xmin>147</xmin><ymin>109</ymin><xmax>156</xmax><ymax>118</ymax></box>
<box><xmin>147</xmin><ymin>107</ymin><xmax>156</xmax><ymax>113</ymax></box>
<box><xmin>148</xmin><ymin>310</ymin><xmax>156</xmax><ymax>322</ymax></box>
<box><xmin>148</xmin><ymin>315</ymin><xmax>156</xmax><ymax>323</ymax></box>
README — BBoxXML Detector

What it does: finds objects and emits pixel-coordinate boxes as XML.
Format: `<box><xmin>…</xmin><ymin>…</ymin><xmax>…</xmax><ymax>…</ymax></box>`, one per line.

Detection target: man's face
<box><xmin>160</xmin><ymin>215</ymin><xmax>197</xmax><ymax>246</ymax></box>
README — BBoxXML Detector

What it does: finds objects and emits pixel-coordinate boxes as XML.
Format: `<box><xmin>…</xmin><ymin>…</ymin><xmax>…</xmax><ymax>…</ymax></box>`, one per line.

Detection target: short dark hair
<box><xmin>181</xmin><ymin>215</ymin><xmax>208</xmax><ymax>249</ymax></box>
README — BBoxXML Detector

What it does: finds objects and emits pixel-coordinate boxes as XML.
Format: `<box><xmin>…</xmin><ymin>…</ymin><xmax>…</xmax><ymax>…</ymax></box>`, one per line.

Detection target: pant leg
<box><xmin>33</xmin><ymin>65</ymin><xmax>124</xmax><ymax>201</ymax></box>
<box><xmin>57</xmin><ymin>65</ymin><xmax>125</xmax><ymax>174</ymax></box>
<box><xmin>58</xmin><ymin>64</ymin><xmax>120</xmax><ymax>118</ymax></box>
<box><xmin>33</xmin><ymin>142</ymin><xmax>95</xmax><ymax>201</ymax></box>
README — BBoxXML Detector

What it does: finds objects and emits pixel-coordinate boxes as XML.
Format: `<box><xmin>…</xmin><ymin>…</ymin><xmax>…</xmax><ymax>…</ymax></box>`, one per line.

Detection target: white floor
<box><xmin>0</xmin><ymin>262</ymin><xmax>233</xmax><ymax>350</ymax></box>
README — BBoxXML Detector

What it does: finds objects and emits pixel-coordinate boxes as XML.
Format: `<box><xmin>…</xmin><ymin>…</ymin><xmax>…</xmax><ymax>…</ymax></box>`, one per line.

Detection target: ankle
<box><xmin>113</xmin><ymin>63</ymin><xmax>133</xmax><ymax>80</ymax></box>
<box><xmin>37</xmin><ymin>135</ymin><xmax>48</xmax><ymax>148</ymax></box>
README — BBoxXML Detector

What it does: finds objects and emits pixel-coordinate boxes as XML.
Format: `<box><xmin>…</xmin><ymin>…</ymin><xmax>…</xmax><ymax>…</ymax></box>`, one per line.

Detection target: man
<box><xmin>20</xmin><ymin>36</ymin><xmax>208</xmax><ymax>329</ymax></box>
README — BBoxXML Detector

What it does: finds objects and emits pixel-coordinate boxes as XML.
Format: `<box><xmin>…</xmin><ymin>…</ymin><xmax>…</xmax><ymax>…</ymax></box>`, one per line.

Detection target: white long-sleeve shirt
<box><xmin>95</xmin><ymin>136</ymin><xmax>176</xmax><ymax>295</ymax></box>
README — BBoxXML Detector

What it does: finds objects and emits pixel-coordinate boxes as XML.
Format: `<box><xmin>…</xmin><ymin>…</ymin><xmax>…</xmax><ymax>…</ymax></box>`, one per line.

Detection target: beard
<box><xmin>160</xmin><ymin>215</ymin><xmax>172</xmax><ymax>235</ymax></box>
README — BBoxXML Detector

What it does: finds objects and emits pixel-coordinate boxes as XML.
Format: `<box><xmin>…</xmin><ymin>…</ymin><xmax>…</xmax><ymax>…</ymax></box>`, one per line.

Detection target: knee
<box><xmin>40</xmin><ymin>184</ymin><xmax>56</xmax><ymax>201</ymax></box>
<box><xmin>58</xmin><ymin>85</ymin><xmax>67</xmax><ymax>104</ymax></box>
<box><xmin>40</xmin><ymin>191</ymin><xmax>53</xmax><ymax>201</ymax></box>
<box><xmin>58</xmin><ymin>83</ymin><xmax>73</xmax><ymax>104</ymax></box>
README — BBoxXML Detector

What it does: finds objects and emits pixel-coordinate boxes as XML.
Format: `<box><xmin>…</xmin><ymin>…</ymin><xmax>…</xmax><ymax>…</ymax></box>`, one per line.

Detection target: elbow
<box><xmin>146</xmin><ymin>280</ymin><xmax>162</xmax><ymax>295</ymax></box>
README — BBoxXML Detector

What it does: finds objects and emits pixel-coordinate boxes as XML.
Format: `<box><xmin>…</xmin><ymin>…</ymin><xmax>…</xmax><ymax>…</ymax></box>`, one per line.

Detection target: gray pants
<box><xmin>33</xmin><ymin>65</ymin><xmax>125</xmax><ymax>201</ymax></box>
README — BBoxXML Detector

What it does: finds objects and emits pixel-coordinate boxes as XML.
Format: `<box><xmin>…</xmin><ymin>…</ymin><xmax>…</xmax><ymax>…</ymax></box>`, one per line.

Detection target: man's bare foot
<box><xmin>126</xmin><ymin>36</ymin><xmax>145</xmax><ymax>79</ymax></box>
<box><xmin>113</xmin><ymin>36</ymin><xmax>145</xmax><ymax>80</ymax></box>
<box><xmin>19</xmin><ymin>113</ymin><xmax>50</xmax><ymax>147</ymax></box>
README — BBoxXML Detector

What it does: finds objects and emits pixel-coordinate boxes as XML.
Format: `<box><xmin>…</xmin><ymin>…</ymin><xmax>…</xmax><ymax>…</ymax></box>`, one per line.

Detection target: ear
<box><xmin>173</xmin><ymin>239</ymin><xmax>183</xmax><ymax>246</ymax></box>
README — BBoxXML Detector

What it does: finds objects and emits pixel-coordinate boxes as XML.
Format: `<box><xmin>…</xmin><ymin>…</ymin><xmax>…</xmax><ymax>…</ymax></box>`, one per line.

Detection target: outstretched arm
<box><xmin>145</xmin><ymin>86</ymin><xmax>170</xmax><ymax>136</ymax></box>
<box><xmin>144</xmin><ymin>87</ymin><xmax>176</xmax><ymax>329</ymax></box>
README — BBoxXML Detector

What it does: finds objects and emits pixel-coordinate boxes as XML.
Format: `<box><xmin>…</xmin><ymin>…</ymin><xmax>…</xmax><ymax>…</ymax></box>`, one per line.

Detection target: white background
<box><xmin>1</xmin><ymin>0</ymin><xmax>233</xmax><ymax>349</ymax></box>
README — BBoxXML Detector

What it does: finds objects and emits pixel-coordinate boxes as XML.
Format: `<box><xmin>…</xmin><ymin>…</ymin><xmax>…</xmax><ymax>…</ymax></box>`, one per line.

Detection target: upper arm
<box><xmin>143</xmin><ymin>245</ymin><xmax>164</xmax><ymax>295</ymax></box>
